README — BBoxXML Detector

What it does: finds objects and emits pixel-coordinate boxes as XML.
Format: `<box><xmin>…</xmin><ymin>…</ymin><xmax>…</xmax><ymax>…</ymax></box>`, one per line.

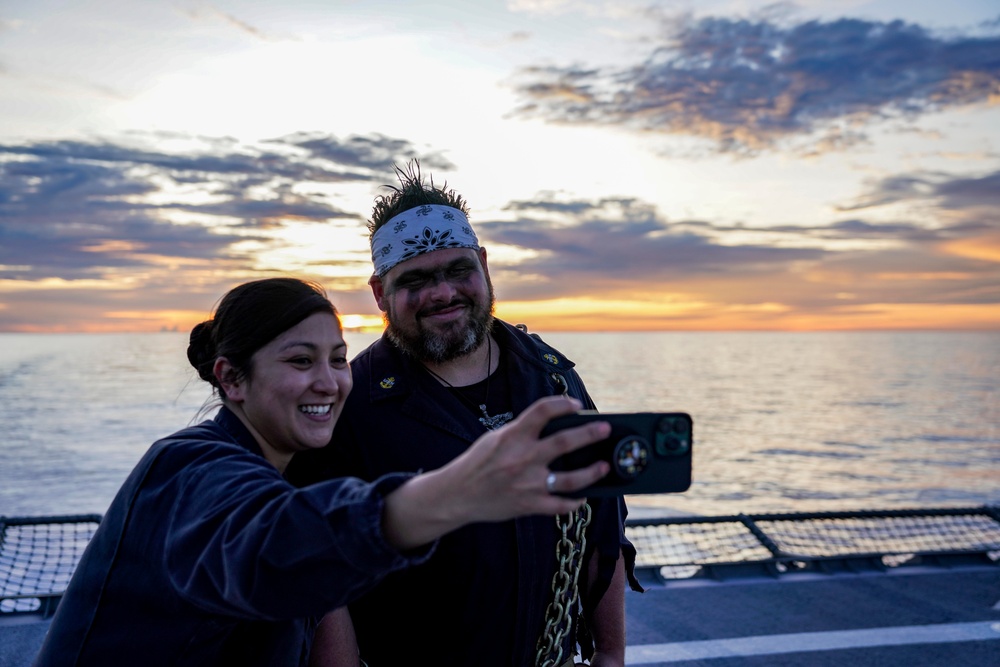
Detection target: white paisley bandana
<box><xmin>371</xmin><ymin>205</ymin><xmax>480</xmax><ymax>277</ymax></box>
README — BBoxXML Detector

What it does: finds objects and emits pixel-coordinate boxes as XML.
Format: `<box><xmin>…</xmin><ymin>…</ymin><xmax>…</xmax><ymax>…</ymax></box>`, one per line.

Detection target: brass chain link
<box><xmin>534</xmin><ymin>503</ymin><xmax>592</xmax><ymax>667</ymax></box>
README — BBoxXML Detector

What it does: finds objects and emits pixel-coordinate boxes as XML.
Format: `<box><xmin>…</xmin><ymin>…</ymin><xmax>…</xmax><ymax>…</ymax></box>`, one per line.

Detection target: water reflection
<box><xmin>1</xmin><ymin>330</ymin><xmax>997</xmax><ymax>518</ymax></box>
<box><xmin>545</xmin><ymin>331</ymin><xmax>1000</xmax><ymax>516</ymax></box>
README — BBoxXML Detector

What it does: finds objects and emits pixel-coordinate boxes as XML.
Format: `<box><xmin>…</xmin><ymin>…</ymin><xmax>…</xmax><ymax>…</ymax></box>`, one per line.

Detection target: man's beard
<box><xmin>385</xmin><ymin>287</ymin><xmax>496</xmax><ymax>364</ymax></box>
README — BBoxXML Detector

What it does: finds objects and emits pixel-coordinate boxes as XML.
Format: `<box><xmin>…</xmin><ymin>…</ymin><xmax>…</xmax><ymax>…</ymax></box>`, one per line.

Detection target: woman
<box><xmin>33</xmin><ymin>277</ymin><xmax>610</xmax><ymax>666</ymax></box>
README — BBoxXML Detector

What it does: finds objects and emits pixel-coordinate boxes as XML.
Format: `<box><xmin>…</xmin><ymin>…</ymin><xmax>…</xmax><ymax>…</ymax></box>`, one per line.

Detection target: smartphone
<box><xmin>542</xmin><ymin>411</ymin><xmax>693</xmax><ymax>497</ymax></box>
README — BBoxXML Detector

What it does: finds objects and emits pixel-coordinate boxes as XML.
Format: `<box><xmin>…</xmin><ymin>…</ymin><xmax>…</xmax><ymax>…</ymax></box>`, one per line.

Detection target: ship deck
<box><xmin>3</xmin><ymin>506</ymin><xmax>1000</xmax><ymax>666</ymax></box>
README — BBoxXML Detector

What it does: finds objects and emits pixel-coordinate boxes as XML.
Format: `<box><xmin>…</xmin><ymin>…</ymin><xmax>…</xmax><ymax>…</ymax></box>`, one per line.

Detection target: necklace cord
<box><xmin>423</xmin><ymin>337</ymin><xmax>497</xmax><ymax>422</ymax></box>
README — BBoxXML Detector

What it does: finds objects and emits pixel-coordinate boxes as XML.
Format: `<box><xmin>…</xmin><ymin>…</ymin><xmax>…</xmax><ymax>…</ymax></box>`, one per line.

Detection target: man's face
<box><xmin>373</xmin><ymin>247</ymin><xmax>495</xmax><ymax>363</ymax></box>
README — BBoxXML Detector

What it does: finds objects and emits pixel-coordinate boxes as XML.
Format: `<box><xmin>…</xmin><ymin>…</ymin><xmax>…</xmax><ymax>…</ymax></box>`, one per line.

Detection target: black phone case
<box><xmin>542</xmin><ymin>411</ymin><xmax>693</xmax><ymax>497</ymax></box>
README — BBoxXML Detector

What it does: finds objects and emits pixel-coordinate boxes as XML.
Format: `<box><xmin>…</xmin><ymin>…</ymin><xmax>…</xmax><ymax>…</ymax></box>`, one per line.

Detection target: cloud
<box><xmin>510</xmin><ymin>13</ymin><xmax>1000</xmax><ymax>155</ymax></box>
<box><xmin>483</xmin><ymin>197</ymin><xmax>824</xmax><ymax>301</ymax></box>
<box><xmin>3</xmin><ymin>132</ymin><xmax>997</xmax><ymax>331</ymax></box>
<box><xmin>0</xmin><ymin>133</ymin><xmax>441</xmax><ymax>285</ymax></box>
<box><xmin>840</xmin><ymin>168</ymin><xmax>1000</xmax><ymax>211</ymax></box>
<box><xmin>479</xmin><ymin>180</ymin><xmax>1000</xmax><ymax>313</ymax></box>
<box><xmin>178</xmin><ymin>4</ymin><xmax>284</xmax><ymax>42</ymax></box>
<box><xmin>277</xmin><ymin>132</ymin><xmax>455</xmax><ymax>173</ymax></box>
<box><xmin>214</xmin><ymin>9</ymin><xmax>273</xmax><ymax>40</ymax></box>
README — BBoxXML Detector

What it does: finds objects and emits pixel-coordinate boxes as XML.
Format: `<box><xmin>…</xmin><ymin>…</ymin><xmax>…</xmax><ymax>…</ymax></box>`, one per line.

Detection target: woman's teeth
<box><xmin>300</xmin><ymin>404</ymin><xmax>332</xmax><ymax>415</ymax></box>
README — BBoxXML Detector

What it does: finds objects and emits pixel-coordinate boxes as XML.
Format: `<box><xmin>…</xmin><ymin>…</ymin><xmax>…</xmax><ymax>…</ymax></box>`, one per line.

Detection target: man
<box><xmin>295</xmin><ymin>162</ymin><xmax>639</xmax><ymax>666</ymax></box>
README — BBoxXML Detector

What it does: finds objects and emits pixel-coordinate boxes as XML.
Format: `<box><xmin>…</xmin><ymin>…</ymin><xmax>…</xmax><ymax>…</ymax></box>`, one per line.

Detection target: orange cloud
<box><xmin>496</xmin><ymin>299</ymin><xmax>1000</xmax><ymax>332</ymax></box>
<box><xmin>943</xmin><ymin>233</ymin><xmax>1000</xmax><ymax>263</ymax></box>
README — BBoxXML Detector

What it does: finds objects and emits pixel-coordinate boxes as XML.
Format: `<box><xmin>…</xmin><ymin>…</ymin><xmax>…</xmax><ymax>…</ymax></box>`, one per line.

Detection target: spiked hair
<box><xmin>368</xmin><ymin>160</ymin><xmax>470</xmax><ymax>238</ymax></box>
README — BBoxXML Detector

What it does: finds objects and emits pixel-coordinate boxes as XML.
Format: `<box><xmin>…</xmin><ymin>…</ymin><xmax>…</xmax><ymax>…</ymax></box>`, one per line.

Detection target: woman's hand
<box><xmin>382</xmin><ymin>395</ymin><xmax>610</xmax><ymax>550</ymax></box>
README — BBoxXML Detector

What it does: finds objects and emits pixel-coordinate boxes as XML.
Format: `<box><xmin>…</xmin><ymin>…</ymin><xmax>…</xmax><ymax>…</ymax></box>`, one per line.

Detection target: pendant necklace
<box><xmin>424</xmin><ymin>337</ymin><xmax>513</xmax><ymax>431</ymax></box>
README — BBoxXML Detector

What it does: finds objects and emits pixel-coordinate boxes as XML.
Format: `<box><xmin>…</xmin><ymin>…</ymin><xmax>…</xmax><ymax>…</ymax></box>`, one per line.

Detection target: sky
<box><xmin>1</xmin><ymin>0</ymin><xmax>998</xmax><ymax>333</ymax></box>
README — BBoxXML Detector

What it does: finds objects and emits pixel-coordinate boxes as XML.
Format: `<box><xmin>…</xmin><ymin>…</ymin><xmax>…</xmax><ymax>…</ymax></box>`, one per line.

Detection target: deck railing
<box><xmin>626</xmin><ymin>505</ymin><xmax>1000</xmax><ymax>586</ymax></box>
<box><xmin>3</xmin><ymin>506</ymin><xmax>999</xmax><ymax>619</ymax></box>
<box><xmin>0</xmin><ymin>514</ymin><xmax>101</xmax><ymax>618</ymax></box>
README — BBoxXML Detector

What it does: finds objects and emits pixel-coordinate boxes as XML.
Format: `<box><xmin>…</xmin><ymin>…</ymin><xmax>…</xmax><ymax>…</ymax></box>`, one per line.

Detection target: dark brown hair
<box><xmin>369</xmin><ymin>160</ymin><xmax>469</xmax><ymax>237</ymax></box>
<box><xmin>187</xmin><ymin>278</ymin><xmax>337</xmax><ymax>397</ymax></box>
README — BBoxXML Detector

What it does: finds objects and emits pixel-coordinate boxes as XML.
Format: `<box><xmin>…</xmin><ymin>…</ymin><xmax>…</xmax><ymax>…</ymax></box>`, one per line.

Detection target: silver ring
<box><xmin>545</xmin><ymin>472</ymin><xmax>557</xmax><ymax>494</ymax></box>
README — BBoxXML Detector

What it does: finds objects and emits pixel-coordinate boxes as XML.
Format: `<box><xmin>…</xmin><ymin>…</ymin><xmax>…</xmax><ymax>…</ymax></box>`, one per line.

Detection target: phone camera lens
<box><xmin>662</xmin><ymin>436</ymin><xmax>682</xmax><ymax>451</ymax></box>
<box><xmin>655</xmin><ymin>416</ymin><xmax>691</xmax><ymax>456</ymax></box>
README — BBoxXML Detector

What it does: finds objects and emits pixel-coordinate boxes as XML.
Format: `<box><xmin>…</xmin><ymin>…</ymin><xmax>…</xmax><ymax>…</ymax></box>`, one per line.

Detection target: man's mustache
<box><xmin>418</xmin><ymin>299</ymin><xmax>472</xmax><ymax>319</ymax></box>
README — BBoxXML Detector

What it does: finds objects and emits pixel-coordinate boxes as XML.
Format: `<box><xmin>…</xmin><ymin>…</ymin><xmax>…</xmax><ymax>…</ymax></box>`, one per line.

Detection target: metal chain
<box><xmin>534</xmin><ymin>502</ymin><xmax>592</xmax><ymax>667</ymax></box>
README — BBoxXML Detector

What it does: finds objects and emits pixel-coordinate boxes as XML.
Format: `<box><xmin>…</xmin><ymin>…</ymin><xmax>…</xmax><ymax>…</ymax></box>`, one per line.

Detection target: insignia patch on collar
<box><xmin>380</xmin><ymin>376</ymin><xmax>396</xmax><ymax>389</ymax></box>
<box><xmin>543</xmin><ymin>353</ymin><xmax>559</xmax><ymax>365</ymax></box>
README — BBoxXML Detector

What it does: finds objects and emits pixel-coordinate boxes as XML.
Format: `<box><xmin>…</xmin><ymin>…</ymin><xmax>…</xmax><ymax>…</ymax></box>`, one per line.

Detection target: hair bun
<box><xmin>187</xmin><ymin>320</ymin><xmax>217</xmax><ymax>383</ymax></box>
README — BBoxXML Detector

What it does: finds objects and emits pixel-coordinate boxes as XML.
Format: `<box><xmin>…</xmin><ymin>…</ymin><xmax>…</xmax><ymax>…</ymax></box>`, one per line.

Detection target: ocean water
<box><xmin>1</xmin><ymin>331</ymin><xmax>997</xmax><ymax>518</ymax></box>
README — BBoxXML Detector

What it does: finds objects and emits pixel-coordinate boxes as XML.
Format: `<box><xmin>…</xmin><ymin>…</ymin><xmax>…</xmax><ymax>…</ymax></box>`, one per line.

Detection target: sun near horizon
<box><xmin>2</xmin><ymin>302</ymin><xmax>999</xmax><ymax>334</ymax></box>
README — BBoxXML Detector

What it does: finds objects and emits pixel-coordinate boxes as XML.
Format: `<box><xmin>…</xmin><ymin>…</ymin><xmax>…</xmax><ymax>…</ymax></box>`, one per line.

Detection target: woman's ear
<box><xmin>213</xmin><ymin>357</ymin><xmax>243</xmax><ymax>402</ymax></box>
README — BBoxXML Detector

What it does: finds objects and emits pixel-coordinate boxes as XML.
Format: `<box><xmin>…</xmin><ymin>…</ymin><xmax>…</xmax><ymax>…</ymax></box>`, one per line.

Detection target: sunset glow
<box><xmin>1</xmin><ymin>1</ymin><xmax>998</xmax><ymax>333</ymax></box>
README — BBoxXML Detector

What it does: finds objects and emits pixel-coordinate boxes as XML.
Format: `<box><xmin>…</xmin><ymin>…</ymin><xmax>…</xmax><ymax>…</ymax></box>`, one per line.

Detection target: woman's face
<box><xmin>228</xmin><ymin>311</ymin><xmax>352</xmax><ymax>466</ymax></box>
